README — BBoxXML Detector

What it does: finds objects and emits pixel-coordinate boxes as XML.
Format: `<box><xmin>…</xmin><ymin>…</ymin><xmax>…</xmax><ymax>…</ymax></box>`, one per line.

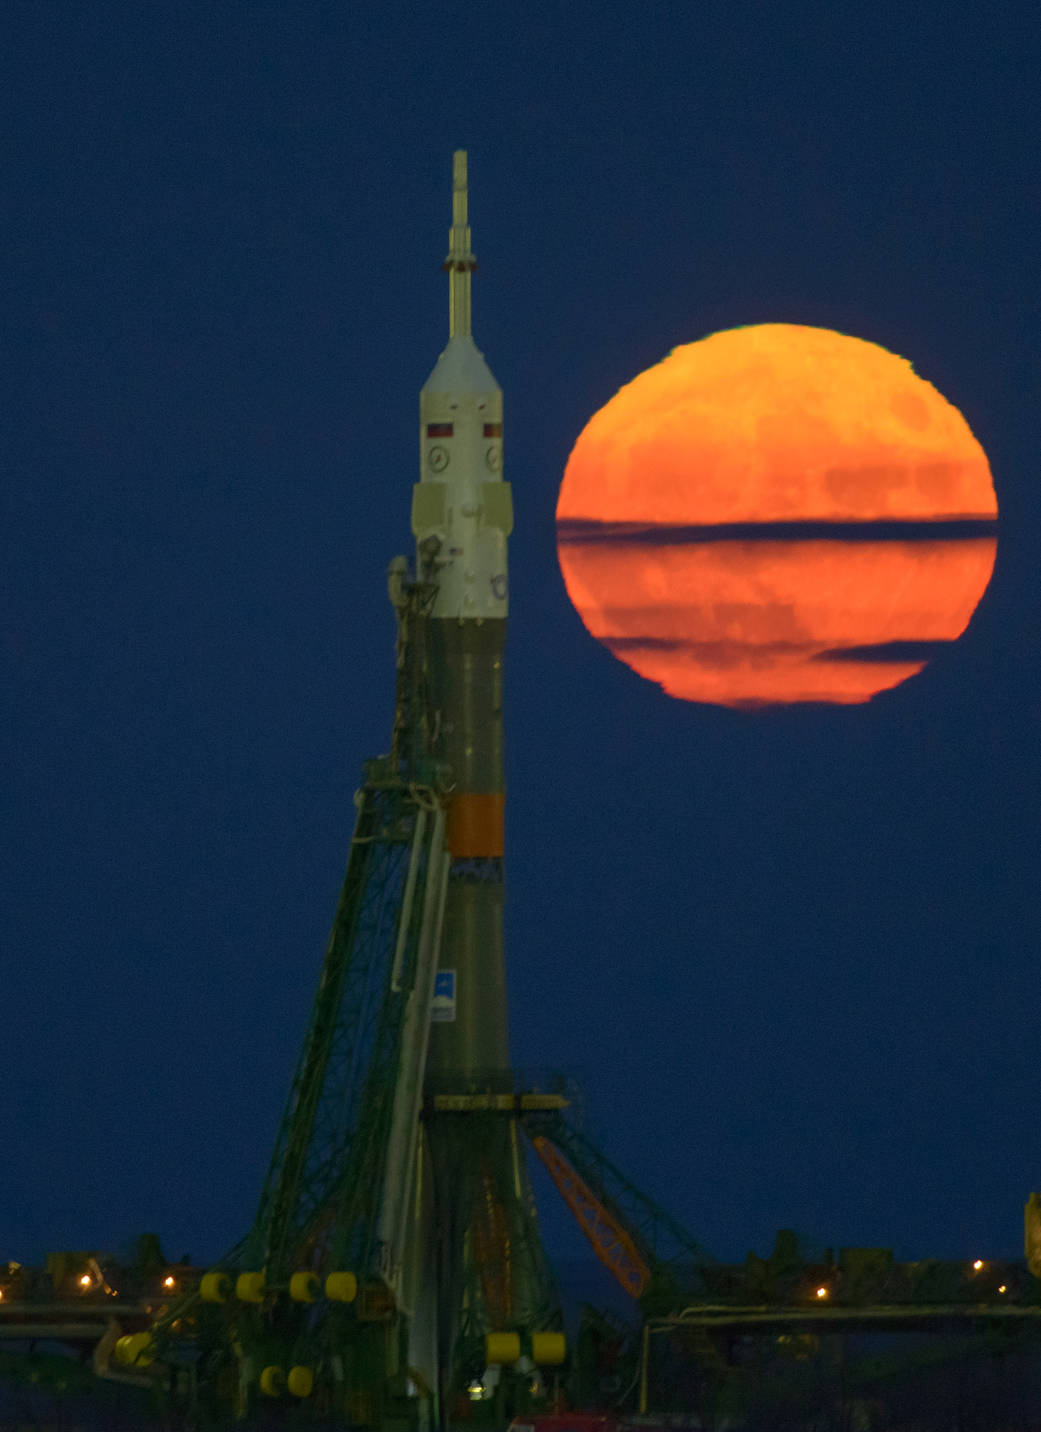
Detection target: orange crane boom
<box><xmin>530</xmin><ymin>1135</ymin><xmax>650</xmax><ymax>1298</ymax></box>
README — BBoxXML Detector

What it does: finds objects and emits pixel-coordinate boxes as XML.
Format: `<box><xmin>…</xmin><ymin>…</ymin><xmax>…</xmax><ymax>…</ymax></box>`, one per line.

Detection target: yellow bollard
<box><xmin>259</xmin><ymin>1365</ymin><xmax>285</xmax><ymax>1397</ymax></box>
<box><xmin>289</xmin><ymin>1271</ymin><xmax>320</xmax><ymax>1303</ymax></box>
<box><xmin>115</xmin><ymin>1332</ymin><xmax>154</xmax><ymax>1367</ymax></box>
<box><xmin>531</xmin><ymin>1331</ymin><xmax>566</xmax><ymax>1365</ymax></box>
<box><xmin>199</xmin><ymin>1271</ymin><xmax>230</xmax><ymax>1303</ymax></box>
<box><xmin>235</xmin><ymin>1271</ymin><xmax>266</xmax><ymax>1304</ymax></box>
<box><xmin>325</xmin><ymin>1271</ymin><xmax>358</xmax><ymax>1303</ymax></box>
<box><xmin>287</xmin><ymin>1365</ymin><xmax>314</xmax><ymax>1398</ymax></box>
<box><xmin>485</xmin><ymin>1331</ymin><xmax>521</xmax><ymax>1364</ymax></box>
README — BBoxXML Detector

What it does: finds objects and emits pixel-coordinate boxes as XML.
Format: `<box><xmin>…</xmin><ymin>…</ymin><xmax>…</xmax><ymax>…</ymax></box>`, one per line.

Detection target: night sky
<box><xmin>4</xmin><ymin>4</ymin><xmax>1040</xmax><ymax>1280</ymax></box>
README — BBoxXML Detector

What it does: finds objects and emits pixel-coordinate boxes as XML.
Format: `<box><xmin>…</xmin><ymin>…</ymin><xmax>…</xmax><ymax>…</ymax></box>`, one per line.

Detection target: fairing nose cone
<box><xmin>422</xmin><ymin>336</ymin><xmax>501</xmax><ymax>397</ymax></box>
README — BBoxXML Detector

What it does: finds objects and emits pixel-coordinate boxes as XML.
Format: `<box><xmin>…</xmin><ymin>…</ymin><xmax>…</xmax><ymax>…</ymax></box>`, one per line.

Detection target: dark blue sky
<box><xmin>3</xmin><ymin>3</ymin><xmax>1040</xmax><ymax>1274</ymax></box>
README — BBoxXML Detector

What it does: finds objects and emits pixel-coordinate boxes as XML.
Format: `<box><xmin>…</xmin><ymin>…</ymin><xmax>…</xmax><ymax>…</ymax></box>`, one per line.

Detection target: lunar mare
<box><xmin>557</xmin><ymin>326</ymin><xmax>997</xmax><ymax>707</ymax></box>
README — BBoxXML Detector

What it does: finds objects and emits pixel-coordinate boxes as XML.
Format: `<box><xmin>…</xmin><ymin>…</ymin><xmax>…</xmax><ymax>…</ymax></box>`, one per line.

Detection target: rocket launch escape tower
<box><xmin>114</xmin><ymin>153</ymin><xmax>708</xmax><ymax>1429</ymax></box>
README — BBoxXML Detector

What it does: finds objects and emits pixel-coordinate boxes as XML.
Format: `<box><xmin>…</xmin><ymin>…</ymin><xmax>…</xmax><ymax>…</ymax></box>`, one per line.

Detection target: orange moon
<box><xmin>556</xmin><ymin>325</ymin><xmax>997</xmax><ymax>707</ymax></box>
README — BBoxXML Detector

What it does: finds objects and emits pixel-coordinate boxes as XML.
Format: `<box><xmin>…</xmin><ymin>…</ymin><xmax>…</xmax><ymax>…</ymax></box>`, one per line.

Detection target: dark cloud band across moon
<box><xmin>557</xmin><ymin>518</ymin><xmax>998</xmax><ymax>544</ymax></box>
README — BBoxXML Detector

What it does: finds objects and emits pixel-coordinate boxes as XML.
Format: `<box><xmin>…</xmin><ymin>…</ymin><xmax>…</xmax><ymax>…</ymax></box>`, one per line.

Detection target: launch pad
<box><xmin>86</xmin><ymin>148</ymin><xmax>704</xmax><ymax>1429</ymax></box>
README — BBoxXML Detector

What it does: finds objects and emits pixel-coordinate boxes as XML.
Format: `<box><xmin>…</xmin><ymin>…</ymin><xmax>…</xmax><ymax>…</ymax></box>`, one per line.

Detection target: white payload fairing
<box><xmin>412</xmin><ymin>151</ymin><xmax>513</xmax><ymax>620</ymax></box>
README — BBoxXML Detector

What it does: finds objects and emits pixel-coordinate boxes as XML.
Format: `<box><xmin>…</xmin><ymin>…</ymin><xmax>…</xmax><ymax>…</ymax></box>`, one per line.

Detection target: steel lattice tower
<box><xmin>127</xmin><ymin>153</ymin><xmax>564</xmax><ymax>1431</ymax></box>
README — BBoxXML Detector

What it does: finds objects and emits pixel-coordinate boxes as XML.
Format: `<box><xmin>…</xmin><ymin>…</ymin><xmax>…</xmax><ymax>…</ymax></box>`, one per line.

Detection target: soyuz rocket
<box><xmin>413</xmin><ymin>150</ymin><xmax>513</xmax><ymax>1086</ymax></box>
<box><xmin>397</xmin><ymin>152</ymin><xmax>556</xmax><ymax>1399</ymax></box>
<box><xmin>389</xmin><ymin>159</ymin><xmax>558</xmax><ymax>1409</ymax></box>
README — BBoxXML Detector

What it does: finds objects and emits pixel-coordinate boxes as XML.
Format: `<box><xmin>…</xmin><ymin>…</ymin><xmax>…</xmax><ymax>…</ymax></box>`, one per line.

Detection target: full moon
<box><xmin>556</xmin><ymin>325</ymin><xmax>997</xmax><ymax>707</ymax></box>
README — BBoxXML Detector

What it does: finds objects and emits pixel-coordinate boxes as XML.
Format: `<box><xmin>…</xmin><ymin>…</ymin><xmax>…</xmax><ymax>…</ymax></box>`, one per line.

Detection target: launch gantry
<box><xmin>106</xmin><ymin>151</ymin><xmax>580</xmax><ymax>1430</ymax></box>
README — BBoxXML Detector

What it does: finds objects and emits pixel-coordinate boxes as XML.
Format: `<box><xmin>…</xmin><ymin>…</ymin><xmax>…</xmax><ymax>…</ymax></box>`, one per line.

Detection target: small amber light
<box><xmin>998</xmin><ymin>1284</ymin><xmax>1008</xmax><ymax>1294</ymax></box>
<box><xmin>972</xmin><ymin>1259</ymin><xmax>984</xmax><ymax>1272</ymax></box>
<box><xmin>79</xmin><ymin>1274</ymin><xmax>92</xmax><ymax>1288</ymax></box>
<box><xmin>815</xmin><ymin>1286</ymin><xmax>828</xmax><ymax>1299</ymax></box>
<box><xmin>163</xmin><ymin>1275</ymin><xmax>176</xmax><ymax>1289</ymax></box>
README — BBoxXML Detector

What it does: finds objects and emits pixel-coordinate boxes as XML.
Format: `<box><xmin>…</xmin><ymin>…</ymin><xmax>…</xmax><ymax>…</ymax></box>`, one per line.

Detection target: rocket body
<box><xmin>413</xmin><ymin>153</ymin><xmax>514</xmax><ymax>1085</ymax></box>
<box><xmin>400</xmin><ymin>152</ymin><xmax>553</xmax><ymax>1406</ymax></box>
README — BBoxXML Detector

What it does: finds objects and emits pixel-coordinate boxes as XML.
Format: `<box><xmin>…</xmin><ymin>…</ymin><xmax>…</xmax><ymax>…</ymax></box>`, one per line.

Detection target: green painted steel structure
<box><xmin>124</xmin><ymin>561</ymin><xmax>563</xmax><ymax>1428</ymax></box>
<box><xmin>249</xmin><ymin>771</ymin><xmax>440</xmax><ymax>1283</ymax></box>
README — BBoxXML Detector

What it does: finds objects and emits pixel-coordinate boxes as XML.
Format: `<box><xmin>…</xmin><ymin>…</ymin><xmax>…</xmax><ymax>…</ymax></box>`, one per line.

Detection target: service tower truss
<box><xmin>132</xmin><ymin>152</ymin><xmax>565</xmax><ymax>1431</ymax></box>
